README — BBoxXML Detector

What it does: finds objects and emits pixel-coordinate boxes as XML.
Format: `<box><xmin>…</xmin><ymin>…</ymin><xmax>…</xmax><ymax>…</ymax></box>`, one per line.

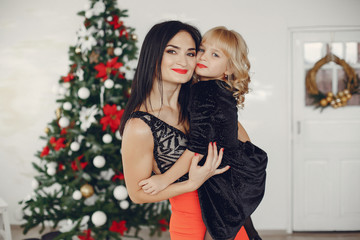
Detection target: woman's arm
<box><xmin>121</xmin><ymin>118</ymin><xmax>224</xmax><ymax>203</ymax></box>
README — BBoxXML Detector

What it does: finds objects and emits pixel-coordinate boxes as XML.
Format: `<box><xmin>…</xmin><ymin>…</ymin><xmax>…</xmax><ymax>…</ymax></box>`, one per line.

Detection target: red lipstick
<box><xmin>172</xmin><ymin>68</ymin><xmax>188</xmax><ymax>74</ymax></box>
<box><xmin>197</xmin><ymin>63</ymin><xmax>207</xmax><ymax>68</ymax></box>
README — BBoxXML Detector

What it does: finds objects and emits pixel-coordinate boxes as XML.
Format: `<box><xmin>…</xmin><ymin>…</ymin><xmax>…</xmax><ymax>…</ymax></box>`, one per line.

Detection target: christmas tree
<box><xmin>20</xmin><ymin>1</ymin><xmax>171</xmax><ymax>239</ymax></box>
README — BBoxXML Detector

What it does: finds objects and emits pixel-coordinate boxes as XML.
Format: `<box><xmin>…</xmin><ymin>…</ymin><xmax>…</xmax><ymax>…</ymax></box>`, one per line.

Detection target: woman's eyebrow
<box><xmin>166</xmin><ymin>44</ymin><xmax>180</xmax><ymax>49</ymax></box>
<box><xmin>166</xmin><ymin>44</ymin><xmax>196</xmax><ymax>51</ymax></box>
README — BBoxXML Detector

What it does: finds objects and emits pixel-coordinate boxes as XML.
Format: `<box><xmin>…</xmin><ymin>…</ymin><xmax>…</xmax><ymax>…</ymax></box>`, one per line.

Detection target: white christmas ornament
<box><xmin>93</xmin><ymin>1</ymin><xmax>105</xmax><ymax>15</ymax></box>
<box><xmin>114</xmin><ymin>47</ymin><xmax>123</xmax><ymax>56</ymax></box>
<box><xmin>31</xmin><ymin>179</ymin><xmax>39</xmax><ymax>189</ymax></box>
<box><xmin>119</xmin><ymin>200</ymin><xmax>129</xmax><ymax>210</ymax></box>
<box><xmin>113</xmin><ymin>185</ymin><xmax>128</xmax><ymax>200</ymax></box>
<box><xmin>58</xmin><ymin>117</ymin><xmax>70</xmax><ymax>128</ymax></box>
<box><xmin>47</xmin><ymin>167</ymin><xmax>56</xmax><ymax>176</ymax></box>
<box><xmin>85</xmin><ymin>10</ymin><xmax>93</xmax><ymax>19</ymax></box>
<box><xmin>70</xmin><ymin>142</ymin><xmax>80</xmax><ymax>152</ymax></box>
<box><xmin>78</xmin><ymin>87</ymin><xmax>90</xmax><ymax>99</ymax></box>
<box><xmin>63</xmin><ymin>102</ymin><xmax>72</xmax><ymax>111</ymax></box>
<box><xmin>58</xmin><ymin>86</ymin><xmax>67</xmax><ymax>95</ymax></box>
<box><xmin>72</xmin><ymin>190</ymin><xmax>82</xmax><ymax>200</ymax></box>
<box><xmin>46</xmin><ymin>162</ymin><xmax>57</xmax><ymax>169</ymax></box>
<box><xmin>115</xmin><ymin>130</ymin><xmax>122</xmax><ymax>140</ymax></box>
<box><xmin>91</xmin><ymin>211</ymin><xmax>107</xmax><ymax>227</ymax></box>
<box><xmin>93</xmin><ymin>155</ymin><xmax>106</xmax><ymax>168</ymax></box>
<box><xmin>63</xmin><ymin>82</ymin><xmax>71</xmax><ymax>89</ymax></box>
<box><xmin>106</xmin><ymin>16</ymin><xmax>112</xmax><ymax>21</ymax></box>
<box><xmin>104</xmin><ymin>79</ymin><xmax>114</xmax><ymax>89</ymax></box>
<box><xmin>102</xmin><ymin>134</ymin><xmax>112</xmax><ymax>144</ymax></box>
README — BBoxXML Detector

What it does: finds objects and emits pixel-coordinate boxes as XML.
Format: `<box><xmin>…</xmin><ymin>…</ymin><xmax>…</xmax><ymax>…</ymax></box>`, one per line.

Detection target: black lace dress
<box><xmin>129</xmin><ymin>111</ymin><xmax>188</xmax><ymax>182</ymax></box>
<box><xmin>187</xmin><ymin>80</ymin><xmax>268</xmax><ymax>240</ymax></box>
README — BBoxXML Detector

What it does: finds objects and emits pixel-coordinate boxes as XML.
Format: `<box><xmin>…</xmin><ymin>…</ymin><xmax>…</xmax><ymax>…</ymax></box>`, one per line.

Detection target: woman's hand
<box><xmin>187</xmin><ymin>142</ymin><xmax>229</xmax><ymax>191</ymax></box>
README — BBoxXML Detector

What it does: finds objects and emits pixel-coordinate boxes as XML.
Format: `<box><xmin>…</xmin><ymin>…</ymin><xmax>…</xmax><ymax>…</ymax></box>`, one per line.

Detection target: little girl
<box><xmin>140</xmin><ymin>26</ymin><xmax>268</xmax><ymax>240</ymax></box>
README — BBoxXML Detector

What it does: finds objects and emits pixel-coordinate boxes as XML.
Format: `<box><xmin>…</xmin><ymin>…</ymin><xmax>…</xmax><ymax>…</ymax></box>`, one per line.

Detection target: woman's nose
<box><xmin>177</xmin><ymin>54</ymin><xmax>187</xmax><ymax>66</ymax></box>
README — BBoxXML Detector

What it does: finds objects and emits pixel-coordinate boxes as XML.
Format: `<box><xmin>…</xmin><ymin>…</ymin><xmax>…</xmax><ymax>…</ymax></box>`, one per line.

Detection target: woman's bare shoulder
<box><xmin>123</xmin><ymin>117</ymin><xmax>152</xmax><ymax>138</ymax></box>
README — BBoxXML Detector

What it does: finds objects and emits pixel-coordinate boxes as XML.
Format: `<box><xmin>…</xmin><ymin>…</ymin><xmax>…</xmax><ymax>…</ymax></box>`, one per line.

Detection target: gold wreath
<box><xmin>305</xmin><ymin>53</ymin><xmax>359</xmax><ymax>109</ymax></box>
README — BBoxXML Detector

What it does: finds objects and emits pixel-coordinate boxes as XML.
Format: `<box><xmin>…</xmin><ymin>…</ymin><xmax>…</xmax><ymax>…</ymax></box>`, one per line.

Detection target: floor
<box><xmin>7</xmin><ymin>226</ymin><xmax>360</xmax><ymax>240</ymax></box>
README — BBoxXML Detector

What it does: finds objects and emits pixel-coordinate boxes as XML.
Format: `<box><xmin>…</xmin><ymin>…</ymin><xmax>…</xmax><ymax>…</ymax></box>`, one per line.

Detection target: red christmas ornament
<box><xmin>78</xmin><ymin>229</ymin><xmax>94</xmax><ymax>240</ymax></box>
<box><xmin>62</xmin><ymin>73</ymin><xmax>75</xmax><ymax>82</ymax></box>
<box><xmin>100</xmin><ymin>104</ymin><xmax>124</xmax><ymax>133</ymax></box>
<box><xmin>109</xmin><ymin>220</ymin><xmax>128</xmax><ymax>235</ymax></box>
<box><xmin>60</xmin><ymin>128</ymin><xmax>67</xmax><ymax>135</ymax></box>
<box><xmin>94</xmin><ymin>57</ymin><xmax>124</xmax><ymax>81</ymax></box>
<box><xmin>158</xmin><ymin>219</ymin><xmax>169</xmax><ymax>232</ymax></box>
<box><xmin>58</xmin><ymin>163</ymin><xmax>65</xmax><ymax>171</ymax></box>
<box><xmin>71</xmin><ymin>155</ymin><xmax>88</xmax><ymax>171</ymax></box>
<box><xmin>112</xmin><ymin>172</ymin><xmax>124</xmax><ymax>182</ymax></box>
<box><xmin>119</xmin><ymin>28</ymin><xmax>129</xmax><ymax>39</ymax></box>
<box><xmin>108</xmin><ymin>15</ymin><xmax>123</xmax><ymax>29</ymax></box>
<box><xmin>40</xmin><ymin>146</ymin><xmax>50</xmax><ymax>157</ymax></box>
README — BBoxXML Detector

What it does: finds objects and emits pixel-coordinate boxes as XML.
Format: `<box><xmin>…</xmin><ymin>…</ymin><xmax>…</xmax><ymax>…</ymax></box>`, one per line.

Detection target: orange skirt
<box><xmin>169</xmin><ymin>190</ymin><xmax>206</xmax><ymax>239</ymax></box>
<box><xmin>169</xmin><ymin>190</ymin><xmax>249</xmax><ymax>240</ymax></box>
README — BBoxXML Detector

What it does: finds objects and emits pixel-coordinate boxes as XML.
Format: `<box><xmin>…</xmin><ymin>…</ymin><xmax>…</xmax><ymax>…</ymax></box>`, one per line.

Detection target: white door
<box><xmin>291</xmin><ymin>27</ymin><xmax>360</xmax><ymax>231</ymax></box>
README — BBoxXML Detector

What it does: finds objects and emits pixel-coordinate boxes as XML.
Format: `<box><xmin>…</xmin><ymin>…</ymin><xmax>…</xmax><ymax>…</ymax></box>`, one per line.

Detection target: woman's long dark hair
<box><xmin>119</xmin><ymin>20</ymin><xmax>201</xmax><ymax>135</ymax></box>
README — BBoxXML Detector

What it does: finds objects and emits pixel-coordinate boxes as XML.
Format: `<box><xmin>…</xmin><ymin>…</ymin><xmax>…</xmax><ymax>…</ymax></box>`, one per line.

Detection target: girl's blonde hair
<box><xmin>201</xmin><ymin>26</ymin><xmax>251</xmax><ymax>107</ymax></box>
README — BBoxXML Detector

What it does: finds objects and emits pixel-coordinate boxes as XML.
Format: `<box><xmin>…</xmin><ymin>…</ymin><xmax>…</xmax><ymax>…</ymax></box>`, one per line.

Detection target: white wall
<box><xmin>1</xmin><ymin>0</ymin><xmax>359</xmax><ymax>231</ymax></box>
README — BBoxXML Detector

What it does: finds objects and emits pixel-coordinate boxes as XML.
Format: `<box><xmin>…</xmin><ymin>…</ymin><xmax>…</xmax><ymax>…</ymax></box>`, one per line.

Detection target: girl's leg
<box><xmin>244</xmin><ymin>216</ymin><xmax>262</xmax><ymax>240</ymax></box>
<box><xmin>204</xmin><ymin>231</ymin><xmax>214</xmax><ymax>240</ymax></box>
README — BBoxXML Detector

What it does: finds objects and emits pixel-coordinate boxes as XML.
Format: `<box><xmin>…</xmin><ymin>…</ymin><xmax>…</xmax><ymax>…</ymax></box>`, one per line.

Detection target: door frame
<box><xmin>287</xmin><ymin>25</ymin><xmax>360</xmax><ymax>233</ymax></box>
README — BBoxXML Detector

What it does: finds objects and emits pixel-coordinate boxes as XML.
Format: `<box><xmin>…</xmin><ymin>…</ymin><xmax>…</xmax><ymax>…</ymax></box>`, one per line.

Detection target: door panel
<box><xmin>291</xmin><ymin>28</ymin><xmax>360</xmax><ymax>231</ymax></box>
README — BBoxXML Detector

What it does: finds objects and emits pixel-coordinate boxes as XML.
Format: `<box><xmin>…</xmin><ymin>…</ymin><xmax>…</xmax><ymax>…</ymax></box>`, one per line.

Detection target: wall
<box><xmin>1</xmin><ymin>0</ymin><xmax>359</xmax><ymax>231</ymax></box>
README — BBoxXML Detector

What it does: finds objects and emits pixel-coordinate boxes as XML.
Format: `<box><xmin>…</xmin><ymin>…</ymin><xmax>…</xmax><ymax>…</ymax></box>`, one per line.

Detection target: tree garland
<box><xmin>305</xmin><ymin>53</ymin><xmax>359</xmax><ymax>109</ymax></box>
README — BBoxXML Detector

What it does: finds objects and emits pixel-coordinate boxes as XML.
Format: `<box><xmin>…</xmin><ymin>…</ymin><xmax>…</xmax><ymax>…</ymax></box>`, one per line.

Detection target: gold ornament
<box><xmin>75</xmin><ymin>47</ymin><xmax>81</xmax><ymax>54</ymax></box>
<box><xmin>44</xmin><ymin>127</ymin><xmax>50</xmax><ymax>134</ymax></box>
<box><xmin>341</xmin><ymin>96</ymin><xmax>348</xmax><ymax>103</ymax></box>
<box><xmin>107</xmin><ymin>47</ymin><xmax>114</xmax><ymax>56</ymax></box>
<box><xmin>327</xmin><ymin>92</ymin><xmax>334</xmax><ymax>98</ymax></box>
<box><xmin>56</xmin><ymin>108</ymin><xmax>61</xmax><ymax>119</ymax></box>
<box><xmin>320</xmin><ymin>99</ymin><xmax>328</xmax><ymax>107</ymax></box>
<box><xmin>80</xmin><ymin>184</ymin><xmax>94</xmax><ymax>198</ymax></box>
<box><xmin>131</xmin><ymin>34</ymin><xmax>138</xmax><ymax>41</ymax></box>
<box><xmin>326</xmin><ymin>96</ymin><xmax>333</xmax><ymax>103</ymax></box>
<box><xmin>89</xmin><ymin>51</ymin><xmax>100</xmax><ymax>64</ymax></box>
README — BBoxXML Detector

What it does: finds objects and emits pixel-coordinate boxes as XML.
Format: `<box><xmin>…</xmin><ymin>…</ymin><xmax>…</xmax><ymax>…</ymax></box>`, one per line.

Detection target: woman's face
<box><xmin>160</xmin><ymin>31</ymin><xmax>197</xmax><ymax>85</ymax></box>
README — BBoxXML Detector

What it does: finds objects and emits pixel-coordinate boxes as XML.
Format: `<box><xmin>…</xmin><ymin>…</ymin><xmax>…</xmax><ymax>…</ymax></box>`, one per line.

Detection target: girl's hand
<box><xmin>139</xmin><ymin>175</ymin><xmax>169</xmax><ymax>195</ymax></box>
<box><xmin>188</xmin><ymin>142</ymin><xmax>229</xmax><ymax>190</ymax></box>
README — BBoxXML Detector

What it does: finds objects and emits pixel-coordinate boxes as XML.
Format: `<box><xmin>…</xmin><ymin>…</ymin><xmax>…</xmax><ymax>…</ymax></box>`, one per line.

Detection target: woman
<box><xmin>119</xmin><ymin>20</ymin><xmax>228</xmax><ymax>239</ymax></box>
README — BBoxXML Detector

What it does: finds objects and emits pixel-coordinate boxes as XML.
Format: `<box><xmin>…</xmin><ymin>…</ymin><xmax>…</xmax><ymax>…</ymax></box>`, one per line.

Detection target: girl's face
<box><xmin>195</xmin><ymin>40</ymin><xmax>230</xmax><ymax>81</ymax></box>
<box><xmin>160</xmin><ymin>31</ymin><xmax>197</xmax><ymax>85</ymax></box>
